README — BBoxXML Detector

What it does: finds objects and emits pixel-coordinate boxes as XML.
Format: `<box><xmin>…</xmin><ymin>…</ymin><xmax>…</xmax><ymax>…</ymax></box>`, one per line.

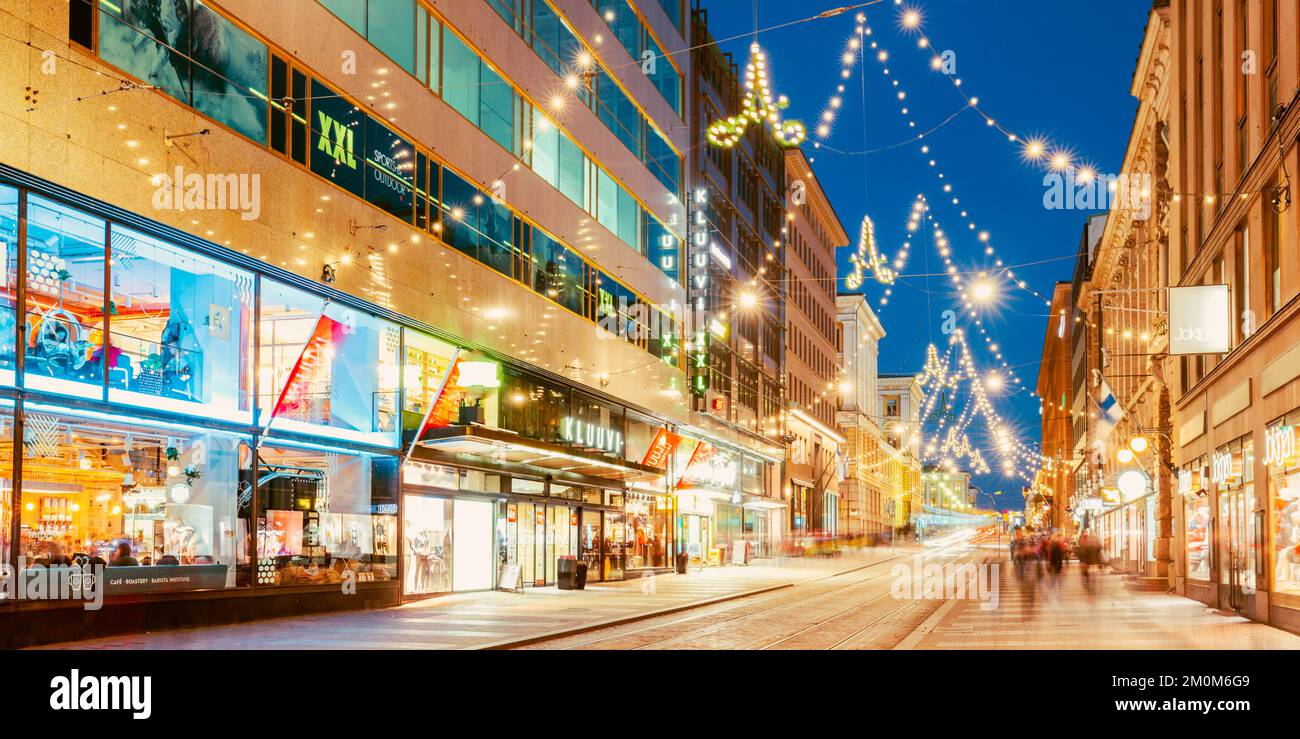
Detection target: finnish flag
<box><xmin>1095</xmin><ymin>380</ymin><xmax>1125</xmax><ymax>437</ymax></box>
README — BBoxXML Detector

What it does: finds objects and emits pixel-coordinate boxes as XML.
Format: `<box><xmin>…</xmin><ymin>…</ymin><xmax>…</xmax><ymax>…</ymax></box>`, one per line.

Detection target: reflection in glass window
<box><xmin>367</xmin><ymin>0</ymin><xmax>415</xmax><ymax>73</ymax></box>
<box><xmin>23</xmin><ymin>196</ymin><xmax>107</xmax><ymax>400</ymax></box>
<box><xmin>319</xmin><ymin>0</ymin><xmax>365</xmax><ymax>32</ymax></box>
<box><xmin>442</xmin><ymin>30</ymin><xmax>481</xmax><ymax>126</ymax></box>
<box><xmin>189</xmin><ymin>2</ymin><xmax>269</xmax><ymax>144</ymax></box>
<box><xmin>106</xmin><ymin>225</ymin><xmax>254</xmax><ymax>421</ymax></box>
<box><xmin>98</xmin><ymin>0</ymin><xmax>190</xmax><ymax>103</ymax></box>
<box><xmin>364</xmin><ymin>117</ymin><xmax>416</xmax><ymax>220</ymax></box>
<box><xmin>500</xmin><ymin>367</ymin><xmax>569</xmax><ymax>443</ymax></box>
<box><xmin>479</xmin><ymin>63</ymin><xmax>517</xmax><ymax>152</ymax></box>
<box><xmin>531</xmin><ymin>227</ymin><xmax>586</xmax><ymax>316</ymax></box>
<box><xmin>401</xmin><ymin>331</ymin><xmax>458</xmax><ymax>434</ymax></box>
<box><xmin>256</xmin><ymin>444</ymin><xmax>397</xmax><ymax>586</ymax></box>
<box><xmin>17</xmin><ymin>408</ymin><xmax>247</xmax><ymax>593</ymax></box>
<box><xmin>0</xmin><ymin>185</ymin><xmax>17</xmax><ymax>383</ymax></box>
<box><xmin>258</xmin><ymin>280</ymin><xmax>401</xmax><ymax>447</ymax></box>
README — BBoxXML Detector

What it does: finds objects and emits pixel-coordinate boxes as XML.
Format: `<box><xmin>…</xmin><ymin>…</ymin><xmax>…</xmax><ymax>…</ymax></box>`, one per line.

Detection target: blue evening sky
<box><xmin>698</xmin><ymin>0</ymin><xmax>1152</xmax><ymax>509</ymax></box>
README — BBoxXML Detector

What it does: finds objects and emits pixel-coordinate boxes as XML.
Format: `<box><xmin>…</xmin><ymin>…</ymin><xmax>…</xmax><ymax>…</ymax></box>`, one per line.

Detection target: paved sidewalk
<box><xmin>39</xmin><ymin>547</ymin><xmax>914</xmax><ymax>650</ymax></box>
<box><xmin>903</xmin><ymin>558</ymin><xmax>1300</xmax><ymax>649</ymax></box>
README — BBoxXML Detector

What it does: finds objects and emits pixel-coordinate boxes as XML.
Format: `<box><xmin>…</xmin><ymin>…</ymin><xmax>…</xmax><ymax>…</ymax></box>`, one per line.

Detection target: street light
<box><xmin>1129</xmin><ymin>436</ymin><xmax>1149</xmax><ymax>454</ymax></box>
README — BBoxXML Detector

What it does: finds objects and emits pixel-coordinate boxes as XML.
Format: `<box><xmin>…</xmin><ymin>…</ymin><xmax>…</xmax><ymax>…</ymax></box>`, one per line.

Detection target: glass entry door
<box><xmin>1219</xmin><ymin>487</ymin><xmax>1258</xmax><ymax>612</ymax></box>
<box><xmin>580</xmin><ymin>510</ymin><xmax>602</xmax><ymax>582</ymax></box>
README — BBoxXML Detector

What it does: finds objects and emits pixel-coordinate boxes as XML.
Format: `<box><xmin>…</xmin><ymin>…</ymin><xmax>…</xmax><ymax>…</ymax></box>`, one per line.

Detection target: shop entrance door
<box><xmin>580</xmin><ymin>510</ymin><xmax>603</xmax><ymax>582</ymax></box>
<box><xmin>1218</xmin><ymin>488</ymin><xmax>1259</xmax><ymax>613</ymax></box>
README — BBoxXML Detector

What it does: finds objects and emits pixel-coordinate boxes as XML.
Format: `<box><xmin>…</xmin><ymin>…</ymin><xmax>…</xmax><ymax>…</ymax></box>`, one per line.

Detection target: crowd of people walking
<box><xmin>1010</xmin><ymin>527</ymin><xmax>1106</xmax><ymax>600</ymax></box>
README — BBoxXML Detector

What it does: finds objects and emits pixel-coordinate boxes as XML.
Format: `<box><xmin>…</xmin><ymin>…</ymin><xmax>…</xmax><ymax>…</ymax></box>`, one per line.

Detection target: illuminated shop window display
<box><xmin>258</xmin><ymin>280</ymin><xmax>401</xmax><ymax>447</ymax></box>
<box><xmin>0</xmin><ymin>185</ymin><xmax>16</xmax><ymax>383</ymax></box>
<box><xmin>1213</xmin><ymin>436</ymin><xmax>1258</xmax><ymax>595</ymax></box>
<box><xmin>17</xmin><ymin>407</ymin><xmax>246</xmax><ymax>594</ymax></box>
<box><xmin>1180</xmin><ymin>460</ymin><xmax>1210</xmax><ymax>581</ymax></box>
<box><xmin>20</xmin><ymin>195</ymin><xmax>107</xmax><ymax>400</ymax></box>
<box><xmin>625</xmin><ymin>491</ymin><xmax>671</xmax><ymax>570</ymax></box>
<box><xmin>106</xmin><ymin>225</ymin><xmax>255</xmax><ymax>420</ymax></box>
<box><xmin>1265</xmin><ymin>416</ymin><xmax>1300</xmax><ymax>598</ymax></box>
<box><xmin>255</xmin><ymin>444</ymin><xmax>397</xmax><ymax>586</ymax></box>
<box><xmin>403</xmin><ymin>495</ymin><xmax>453</xmax><ymax>595</ymax></box>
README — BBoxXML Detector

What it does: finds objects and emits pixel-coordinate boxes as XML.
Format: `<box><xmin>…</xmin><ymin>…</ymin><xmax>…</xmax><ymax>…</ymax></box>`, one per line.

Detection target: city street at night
<box><xmin>3</xmin><ymin>0</ymin><xmax>1300</xmax><ymax>725</ymax></box>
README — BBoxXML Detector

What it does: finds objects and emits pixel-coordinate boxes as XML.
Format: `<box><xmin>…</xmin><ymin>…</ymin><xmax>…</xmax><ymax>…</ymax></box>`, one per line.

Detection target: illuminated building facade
<box><xmin>0</xmin><ymin>0</ymin><xmax>805</xmax><ymax>646</ymax></box>
<box><xmin>1037</xmin><ymin>281</ymin><xmax>1074</xmax><ymax>536</ymax></box>
<box><xmin>1162</xmin><ymin>0</ymin><xmax>1300</xmax><ymax>633</ymax></box>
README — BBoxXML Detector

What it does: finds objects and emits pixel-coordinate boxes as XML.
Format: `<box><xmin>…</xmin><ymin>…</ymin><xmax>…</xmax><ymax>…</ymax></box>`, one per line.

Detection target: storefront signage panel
<box><xmin>1168</xmin><ymin>284</ymin><xmax>1231</xmax><ymax>355</ymax></box>
<box><xmin>688</xmin><ymin>188</ymin><xmax>711</xmax><ymax>397</ymax></box>
<box><xmin>1211</xmin><ymin>450</ymin><xmax>1243</xmax><ymax>487</ymax></box>
<box><xmin>1265</xmin><ymin>424</ymin><xmax>1298</xmax><ymax>467</ymax></box>
<box><xmin>560</xmin><ymin>416</ymin><xmax>624</xmax><ymax>454</ymax></box>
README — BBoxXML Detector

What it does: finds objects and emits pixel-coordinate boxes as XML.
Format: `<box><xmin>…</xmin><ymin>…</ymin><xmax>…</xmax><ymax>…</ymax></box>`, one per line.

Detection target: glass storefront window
<box><xmin>1186</xmin><ymin>490</ymin><xmax>1211</xmax><ymax>580</ymax></box>
<box><xmin>1266</xmin><ymin>417</ymin><xmax>1300</xmax><ymax>597</ymax></box>
<box><xmin>106</xmin><ymin>225</ymin><xmax>254</xmax><ymax>420</ymax></box>
<box><xmin>0</xmin><ymin>185</ymin><xmax>16</xmax><ymax>384</ymax></box>
<box><xmin>403</xmin><ymin>494</ymin><xmax>452</xmax><ymax>595</ymax></box>
<box><xmin>401</xmin><ymin>330</ymin><xmax>458</xmax><ymax>435</ymax></box>
<box><xmin>17</xmin><ymin>406</ymin><xmax>246</xmax><ymax>594</ymax></box>
<box><xmin>625</xmin><ymin>492</ymin><xmax>670</xmax><ymax>569</ymax></box>
<box><xmin>22</xmin><ymin>195</ymin><xmax>107</xmax><ymax>400</ymax></box>
<box><xmin>499</xmin><ymin>367</ymin><xmax>569</xmax><ymax>444</ymax></box>
<box><xmin>255</xmin><ymin>444</ymin><xmax>397</xmax><ymax>586</ymax></box>
<box><xmin>0</xmin><ymin>406</ymin><xmax>13</xmax><ymax>593</ymax></box>
<box><xmin>258</xmin><ymin>280</ymin><xmax>401</xmax><ymax>447</ymax></box>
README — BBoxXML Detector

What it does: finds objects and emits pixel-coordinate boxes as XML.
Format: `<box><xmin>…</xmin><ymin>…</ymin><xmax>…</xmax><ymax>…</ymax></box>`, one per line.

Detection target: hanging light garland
<box><xmin>707</xmin><ymin>43</ymin><xmax>807</xmax><ymax>148</ymax></box>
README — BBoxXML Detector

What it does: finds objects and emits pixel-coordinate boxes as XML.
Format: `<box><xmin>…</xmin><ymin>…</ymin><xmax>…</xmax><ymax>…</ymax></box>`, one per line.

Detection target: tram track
<box><xmin>755</xmin><ymin>549</ymin><xmax>985</xmax><ymax>650</ymax></box>
<box><xmin>529</xmin><ymin>541</ymin><xmax>977</xmax><ymax>650</ymax></box>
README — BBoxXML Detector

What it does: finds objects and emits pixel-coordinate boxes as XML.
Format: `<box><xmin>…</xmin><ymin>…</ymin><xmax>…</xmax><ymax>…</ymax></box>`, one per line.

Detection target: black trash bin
<box><xmin>574</xmin><ymin>561</ymin><xmax>588</xmax><ymax>590</ymax></box>
<box><xmin>676</xmin><ymin>551</ymin><xmax>689</xmax><ymax>574</ymax></box>
<box><xmin>557</xmin><ymin>556</ymin><xmax>578</xmax><ymax>590</ymax></box>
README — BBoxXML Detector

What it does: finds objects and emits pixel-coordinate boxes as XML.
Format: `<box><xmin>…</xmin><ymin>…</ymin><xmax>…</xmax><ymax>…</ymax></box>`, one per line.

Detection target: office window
<box><xmin>320</xmin><ymin>0</ymin><xmax>366</xmax><ymax>32</ymax></box>
<box><xmin>368</xmin><ymin>0</ymin><xmax>416</xmax><ymax>74</ymax></box>
<box><xmin>531</xmin><ymin>108</ymin><xmax>560</xmax><ymax>189</ymax></box>
<box><xmin>479</xmin><ymin>63</ymin><xmax>517</xmax><ymax>153</ymax></box>
<box><xmin>442</xmin><ymin>31</ymin><xmax>481</xmax><ymax>127</ymax></box>
<box><xmin>531</xmin><ymin>227</ymin><xmax>587</xmax><ymax>316</ymax></box>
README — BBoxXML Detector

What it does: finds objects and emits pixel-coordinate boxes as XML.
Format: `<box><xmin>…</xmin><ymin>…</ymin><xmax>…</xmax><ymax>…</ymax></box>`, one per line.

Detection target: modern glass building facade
<box><xmin>0</xmin><ymin>0</ymin><xmax>793</xmax><ymax>646</ymax></box>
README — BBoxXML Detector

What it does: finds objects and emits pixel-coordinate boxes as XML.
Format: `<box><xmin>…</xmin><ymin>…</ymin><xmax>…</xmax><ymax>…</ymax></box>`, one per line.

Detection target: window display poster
<box><xmin>163</xmin><ymin>503</ymin><xmax>214</xmax><ymax>562</ymax></box>
<box><xmin>263</xmin><ymin>510</ymin><xmax>303</xmax><ymax>556</ymax></box>
<box><xmin>1274</xmin><ymin>471</ymin><xmax>1300</xmax><ymax>594</ymax></box>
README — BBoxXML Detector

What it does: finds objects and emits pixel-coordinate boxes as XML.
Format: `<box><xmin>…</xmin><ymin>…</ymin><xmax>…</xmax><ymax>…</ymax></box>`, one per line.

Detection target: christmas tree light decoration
<box><xmin>707</xmin><ymin>43</ymin><xmax>807</xmax><ymax>149</ymax></box>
